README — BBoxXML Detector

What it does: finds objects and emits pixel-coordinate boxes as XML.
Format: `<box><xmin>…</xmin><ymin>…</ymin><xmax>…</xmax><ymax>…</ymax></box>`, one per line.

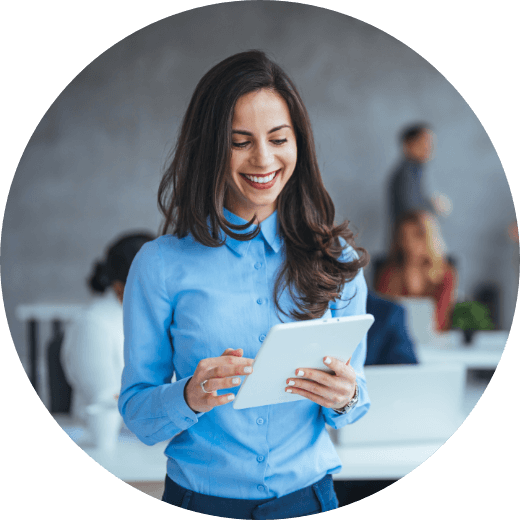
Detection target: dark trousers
<box><xmin>162</xmin><ymin>474</ymin><xmax>339</xmax><ymax>519</ymax></box>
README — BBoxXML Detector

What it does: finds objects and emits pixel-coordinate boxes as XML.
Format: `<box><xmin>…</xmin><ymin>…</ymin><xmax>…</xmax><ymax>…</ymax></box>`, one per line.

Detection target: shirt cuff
<box><xmin>160</xmin><ymin>376</ymin><xmax>204</xmax><ymax>431</ymax></box>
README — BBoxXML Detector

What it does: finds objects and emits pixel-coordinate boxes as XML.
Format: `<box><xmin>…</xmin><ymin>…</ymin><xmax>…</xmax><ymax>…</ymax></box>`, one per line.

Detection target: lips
<box><xmin>240</xmin><ymin>169</ymin><xmax>280</xmax><ymax>190</ymax></box>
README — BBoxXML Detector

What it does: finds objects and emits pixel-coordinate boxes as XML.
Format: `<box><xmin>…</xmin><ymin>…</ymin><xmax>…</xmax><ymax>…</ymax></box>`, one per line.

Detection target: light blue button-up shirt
<box><xmin>119</xmin><ymin>209</ymin><xmax>370</xmax><ymax>500</ymax></box>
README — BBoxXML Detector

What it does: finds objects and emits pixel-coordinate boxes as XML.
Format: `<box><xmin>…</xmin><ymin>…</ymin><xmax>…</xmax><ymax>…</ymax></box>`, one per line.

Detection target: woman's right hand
<box><xmin>184</xmin><ymin>348</ymin><xmax>254</xmax><ymax>413</ymax></box>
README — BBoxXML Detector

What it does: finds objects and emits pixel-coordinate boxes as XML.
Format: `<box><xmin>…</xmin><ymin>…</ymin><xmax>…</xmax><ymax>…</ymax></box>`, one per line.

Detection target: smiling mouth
<box><xmin>240</xmin><ymin>169</ymin><xmax>280</xmax><ymax>187</ymax></box>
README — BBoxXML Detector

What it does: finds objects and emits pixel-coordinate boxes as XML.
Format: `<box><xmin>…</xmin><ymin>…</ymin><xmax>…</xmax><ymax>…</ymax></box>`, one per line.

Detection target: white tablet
<box><xmin>233</xmin><ymin>314</ymin><xmax>374</xmax><ymax>410</ymax></box>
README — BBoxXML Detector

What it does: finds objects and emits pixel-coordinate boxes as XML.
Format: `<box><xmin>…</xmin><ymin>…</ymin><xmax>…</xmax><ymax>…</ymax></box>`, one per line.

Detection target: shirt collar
<box><xmin>222</xmin><ymin>208</ymin><xmax>283</xmax><ymax>256</ymax></box>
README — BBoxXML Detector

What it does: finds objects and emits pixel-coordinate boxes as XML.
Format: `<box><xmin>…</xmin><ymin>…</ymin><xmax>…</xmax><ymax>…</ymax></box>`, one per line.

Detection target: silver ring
<box><xmin>200</xmin><ymin>380</ymin><xmax>211</xmax><ymax>394</ymax></box>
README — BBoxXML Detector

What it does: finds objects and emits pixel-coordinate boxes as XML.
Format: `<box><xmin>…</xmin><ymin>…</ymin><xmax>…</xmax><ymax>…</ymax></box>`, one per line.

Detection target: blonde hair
<box><xmin>421</xmin><ymin>212</ymin><xmax>447</xmax><ymax>283</ymax></box>
<box><xmin>390</xmin><ymin>210</ymin><xmax>448</xmax><ymax>285</ymax></box>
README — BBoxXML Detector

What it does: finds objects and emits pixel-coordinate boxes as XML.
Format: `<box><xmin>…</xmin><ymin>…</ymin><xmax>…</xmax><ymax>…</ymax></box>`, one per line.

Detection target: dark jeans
<box><xmin>162</xmin><ymin>474</ymin><xmax>339</xmax><ymax>519</ymax></box>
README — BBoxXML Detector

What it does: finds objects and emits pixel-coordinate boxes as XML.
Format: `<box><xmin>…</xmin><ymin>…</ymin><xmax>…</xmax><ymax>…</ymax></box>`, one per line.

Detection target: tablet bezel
<box><xmin>233</xmin><ymin>314</ymin><xmax>374</xmax><ymax>410</ymax></box>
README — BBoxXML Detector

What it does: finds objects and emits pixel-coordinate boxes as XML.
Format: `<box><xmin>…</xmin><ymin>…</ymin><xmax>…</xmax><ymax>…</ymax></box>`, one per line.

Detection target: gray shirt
<box><xmin>389</xmin><ymin>158</ymin><xmax>434</xmax><ymax>227</ymax></box>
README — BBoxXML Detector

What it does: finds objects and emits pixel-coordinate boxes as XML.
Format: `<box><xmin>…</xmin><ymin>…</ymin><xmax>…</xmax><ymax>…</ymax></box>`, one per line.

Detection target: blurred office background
<box><xmin>1</xmin><ymin>1</ymin><xmax>518</xmax><ymax>507</ymax></box>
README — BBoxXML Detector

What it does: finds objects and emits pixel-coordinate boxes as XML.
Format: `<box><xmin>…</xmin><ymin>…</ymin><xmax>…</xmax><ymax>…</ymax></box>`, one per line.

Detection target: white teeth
<box><xmin>245</xmin><ymin>171</ymin><xmax>277</xmax><ymax>184</ymax></box>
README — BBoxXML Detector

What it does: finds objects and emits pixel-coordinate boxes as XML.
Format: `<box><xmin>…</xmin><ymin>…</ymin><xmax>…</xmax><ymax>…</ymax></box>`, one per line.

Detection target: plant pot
<box><xmin>463</xmin><ymin>329</ymin><xmax>475</xmax><ymax>345</ymax></box>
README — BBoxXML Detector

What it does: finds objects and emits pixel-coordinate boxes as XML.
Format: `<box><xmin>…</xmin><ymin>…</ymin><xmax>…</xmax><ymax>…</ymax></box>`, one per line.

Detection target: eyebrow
<box><xmin>232</xmin><ymin>124</ymin><xmax>291</xmax><ymax>136</ymax></box>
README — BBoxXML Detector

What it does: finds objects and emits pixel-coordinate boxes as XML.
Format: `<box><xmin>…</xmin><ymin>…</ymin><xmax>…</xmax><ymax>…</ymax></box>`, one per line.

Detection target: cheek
<box><xmin>229</xmin><ymin>154</ymin><xmax>243</xmax><ymax>180</ymax></box>
<box><xmin>284</xmin><ymin>146</ymin><xmax>298</xmax><ymax>171</ymax></box>
<box><xmin>229</xmin><ymin>153</ymin><xmax>238</xmax><ymax>172</ymax></box>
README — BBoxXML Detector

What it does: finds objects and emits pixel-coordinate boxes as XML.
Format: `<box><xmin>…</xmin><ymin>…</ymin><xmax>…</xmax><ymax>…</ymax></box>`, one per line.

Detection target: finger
<box><xmin>291</xmin><ymin>364</ymin><xmax>354</xmax><ymax>394</ymax></box>
<box><xmin>323</xmin><ymin>356</ymin><xmax>352</xmax><ymax>376</ymax></box>
<box><xmin>204</xmin><ymin>358</ymin><xmax>254</xmax><ymax>379</ymax></box>
<box><xmin>286</xmin><ymin>379</ymin><xmax>352</xmax><ymax>409</ymax></box>
<box><xmin>209</xmin><ymin>393</ymin><xmax>236</xmax><ymax>407</ymax></box>
<box><xmin>285</xmin><ymin>385</ymin><xmax>336</xmax><ymax>408</ymax></box>
<box><xmin>221</xmin><ymin>348</ymin><xmax>244</xmax><ymax>357</ymax></box>
<box><xmin>323</xmin><ymin>356</ymin><xmax>356</xmax><ymax>383</ymax></box>
<box><xmin>201</xmin><ymin>376</ymin><xmax>242</xmax><ymax>393</ymax></box>
<box><xmin>292</xmin><ymin>367</ymin><xmax>336</xmax><ymax>389</ymax></box>
<box><xmin>287</xmin><ymin>376</ymin><xmax>348</xmax><ymax>406</ymax></box>
<box><xmin>198</xmin><ymin>355</ymin><xmax>253</xmax><ymax>375</ymax></box>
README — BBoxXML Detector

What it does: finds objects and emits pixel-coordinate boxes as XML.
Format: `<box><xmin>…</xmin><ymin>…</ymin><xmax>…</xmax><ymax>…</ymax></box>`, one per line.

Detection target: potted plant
<box><xmin>452</xmin><ymin>301</ymin><xmax>494</xmax><ymax>344</ymax></box>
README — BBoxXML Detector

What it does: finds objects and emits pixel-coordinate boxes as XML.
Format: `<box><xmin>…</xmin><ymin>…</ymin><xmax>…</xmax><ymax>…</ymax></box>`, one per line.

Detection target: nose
<box><xmin>250</xmin><ymin>141</ymin><xmax>274</xmax><ymax>169</ymax></box>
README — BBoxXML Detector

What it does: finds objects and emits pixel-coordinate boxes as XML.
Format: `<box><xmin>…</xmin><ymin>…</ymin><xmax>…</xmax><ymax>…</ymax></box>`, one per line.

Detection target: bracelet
<box><xmin>333</xmin><ymin>383</ymin><xmax>358</xmax><ymax>415</ymax></box>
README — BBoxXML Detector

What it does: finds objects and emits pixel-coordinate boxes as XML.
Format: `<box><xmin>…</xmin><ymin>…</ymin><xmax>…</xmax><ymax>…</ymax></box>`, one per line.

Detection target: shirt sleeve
<box><xmin>118</xmin><ymin>240</ymin><xmax>203</xmax><ymax>446</ymax></box>
<box><xmin>322</xmin><ymin>243</ymin><xmax>371</xmax><ymax>429</ymax></box>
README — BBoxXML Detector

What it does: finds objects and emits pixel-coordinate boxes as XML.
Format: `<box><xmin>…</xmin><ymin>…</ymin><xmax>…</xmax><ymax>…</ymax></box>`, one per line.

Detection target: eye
<box><xmin>232</xmin><ymin>138</ymin><xmax>288</xmax><ymax>148</ymax></box>
<box><xmin>232</xmin><ymin>141</ymin><xmax>249</xmax><ymax>149</ymax></box>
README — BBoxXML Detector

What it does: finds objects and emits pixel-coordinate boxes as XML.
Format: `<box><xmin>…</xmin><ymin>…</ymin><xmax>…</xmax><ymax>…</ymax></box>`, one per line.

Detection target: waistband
<box><xmin>162</xmin><ymin>473</ymin><xmax>338</xmax><ymax>519</ymax></box>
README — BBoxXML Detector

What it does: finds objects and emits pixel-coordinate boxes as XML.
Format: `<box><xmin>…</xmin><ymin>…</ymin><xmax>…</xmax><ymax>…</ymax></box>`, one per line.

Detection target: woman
<box><xmin>119</xmin><ymin>50</ymin><xmax>370</xmax><ymax>518</ymax></box>
<box><xmin>61</xmin><ymin>232</ymin><xmax>154</xmax><ymax>445</ymax></box>
<box><xmin>375</xmin><ymin>210</ymin><xmax>457</xmax><ymax>331</ymax></box>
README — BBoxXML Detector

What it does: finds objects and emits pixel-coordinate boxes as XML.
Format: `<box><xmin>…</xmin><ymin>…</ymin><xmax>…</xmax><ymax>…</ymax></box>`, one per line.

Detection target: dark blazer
<box><xmin>365</xmin><ymin>291</ymin><xmax>418</xmax><ymax>366</ymax></box>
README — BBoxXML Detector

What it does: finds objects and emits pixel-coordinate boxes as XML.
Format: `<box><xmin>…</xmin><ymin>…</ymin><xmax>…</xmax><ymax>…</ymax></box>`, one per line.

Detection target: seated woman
<box><xmin>375</xmin><ymin>210</ymin><xmax>457</xmax><ymax>332</ymax></box>
<box><xmin>61</xmin><ymin>231</ymin><xmax>154</xmax><ymax>442</ymax></box>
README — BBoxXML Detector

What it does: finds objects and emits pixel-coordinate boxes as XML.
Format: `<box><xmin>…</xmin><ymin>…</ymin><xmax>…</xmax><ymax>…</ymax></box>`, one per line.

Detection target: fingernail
<box><xmin>228</xmin><ymin>394</ymin><xmax>235</xmax><ymax>401</ymax></box>
<box><xmin>324</xmin><ymin>357</ymin><xmax>331</xmax><ymax>365</ymax></box>
<box><xmin>286</xmin><ymin>388</ymin><xmax>292</xmax><ymax>393</ymax></box>
<box><xmin>244</xmin><ymin>367</ymin><xmax>252</xmax><ymax>374</ymax></box>
<box><xmin>232</xmin><ymin>377</ymin><xmax>240</xmax><ymax>385</ymax></box>
<box><xmin>296</xmin><ymin>370</ymin><xmax>304</xmax><ymax>377</ymax></box>
<box><xmin>288</xmin><ymin>380</ymin><xmax>295</xmax><ymax>386</ymax></box>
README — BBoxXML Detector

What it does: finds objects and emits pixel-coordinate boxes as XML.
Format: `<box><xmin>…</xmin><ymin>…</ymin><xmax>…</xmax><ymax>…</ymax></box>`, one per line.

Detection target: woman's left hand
<box><xmin>285</xmin><ymin>356</ymin><xmax>356</xmax><ymax>410</ymax></box>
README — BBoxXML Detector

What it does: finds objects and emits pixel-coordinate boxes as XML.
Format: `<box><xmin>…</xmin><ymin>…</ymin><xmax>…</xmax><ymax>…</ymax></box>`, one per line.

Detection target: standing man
<box><xmin>389</xmin><ymin>124</ymin><xmax>452</xmax><ymax>231</ymax></box>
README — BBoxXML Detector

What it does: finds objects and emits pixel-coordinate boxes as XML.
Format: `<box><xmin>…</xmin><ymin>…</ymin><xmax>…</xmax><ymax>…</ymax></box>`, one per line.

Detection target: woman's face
<box><xmin>399</xmin><ymin>221</ymin><xmax>427</xmax><ymax>259</ymax></box>
<box><xmin>225</xmin><ymin>88</ymin><xmax>298</xmax><ymax>223</ymax></box>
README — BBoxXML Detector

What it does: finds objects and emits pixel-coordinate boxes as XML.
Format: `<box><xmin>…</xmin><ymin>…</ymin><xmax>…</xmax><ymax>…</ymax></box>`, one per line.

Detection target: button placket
<box><xmin>253</xmin><ymin>417</ymin><xmax>267</xmax><ymax>494</ymax></box>
<box><xmin>251</xmin><ymin>241</ymin><xmax>269</xmax><ymax>347</ymax></box>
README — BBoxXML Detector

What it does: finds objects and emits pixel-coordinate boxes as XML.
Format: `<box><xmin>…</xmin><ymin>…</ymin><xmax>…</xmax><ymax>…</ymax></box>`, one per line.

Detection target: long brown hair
<box><xmin>158</xmin><ymin>50</ymin><xmax>369</xmax><ymax>320</ymax></box>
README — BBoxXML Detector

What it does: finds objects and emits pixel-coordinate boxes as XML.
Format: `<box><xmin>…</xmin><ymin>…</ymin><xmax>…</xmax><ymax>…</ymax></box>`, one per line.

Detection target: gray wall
<box><xmin>2</xmin><ymin>1</ymin><xmax>517</xmax><ymax>366</ymax></box>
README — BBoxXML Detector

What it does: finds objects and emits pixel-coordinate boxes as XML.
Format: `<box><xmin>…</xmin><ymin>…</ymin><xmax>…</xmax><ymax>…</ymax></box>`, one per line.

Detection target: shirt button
<box><xmin>259</xmin><ymin>334</ymin><xmax>266</xmax><ymax>342</ymax></box>
<box><xmin>256</xmin><ymin>298</ymin><xmax>263</xmax><ymax>305</ymax></box>
<box><xmin>257</xmin><ymin>455</ymin><xmax>265</xmax><ymax>462</ymax></box>
<box><xmin>256</xmin><ymin>418</ymin><xmax>264</xmax><ymax>425</ymax></box>
<box><xmin>258</xmin><ymin>485</ymin><xmax>265</xmax><ymax>492</ymax></box>
<box><xmin>254</xmin><ymin>262</ymin><xmax>262</xmax><ymax>270</ymax></box>
<box><xmin>186</xmin><ymin>418</ymin><xmax>193</xmax><ymax>424</ymax></box>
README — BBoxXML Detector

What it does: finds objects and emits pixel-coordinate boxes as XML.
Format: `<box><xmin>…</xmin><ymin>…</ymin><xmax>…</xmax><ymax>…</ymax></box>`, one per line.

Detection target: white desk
<box><xmin>332</xmin><ymin>442</ymin><xmax>443</xmax><ymax>480</ymax></box>
<box><xmin>53</xmin><ymin>415</ymin><xmax>169</xmax><ymax>482</ymax></box>
<box><xmin>56</xmin><ymin>415</ymin><xmax>441</xmax><ymax>482</ymax></box>
<box><xmin>52</xmin><ymin>372</ymin><xmax>491</xmax><ymax>483</ymax></box>
<box><xmin>416</xmin><ymin>330</ymin><xmax>508</xmax><ymax>370</ymax></box>
<box><xmin>32</xmin><ymin>305</ymin><xmax>506</xmax><ymax>486</ymax></box>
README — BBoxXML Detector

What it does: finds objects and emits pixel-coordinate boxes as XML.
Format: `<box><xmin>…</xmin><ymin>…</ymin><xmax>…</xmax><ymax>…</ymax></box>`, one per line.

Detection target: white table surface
<box><xmin>52</xmin><ymin>373</ymin><xmax>491</xmax><ymax>483</ymax></box>
<box><xmin>332</xmin><ymin>442</ymin><xmax>444</xmax><ymax>480</ymax></box>
<box><xmin>47</xmin><ymin>326</ymin><xmax>505</xmax><ymax>483</ymax></box>
<box><xmin>57</xmin><ymin>416</ymin><xmax>441</xmax><ymax>482</ymax></box>
<box><xmin>54</xmin><ymin>415</ymin><xmax>170</xmax><ymax>482</ymax></box>
<box><xmin>416</xmin><ymin>330</ymin><xmax>508</xmax><ymax>369</ymax></box>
